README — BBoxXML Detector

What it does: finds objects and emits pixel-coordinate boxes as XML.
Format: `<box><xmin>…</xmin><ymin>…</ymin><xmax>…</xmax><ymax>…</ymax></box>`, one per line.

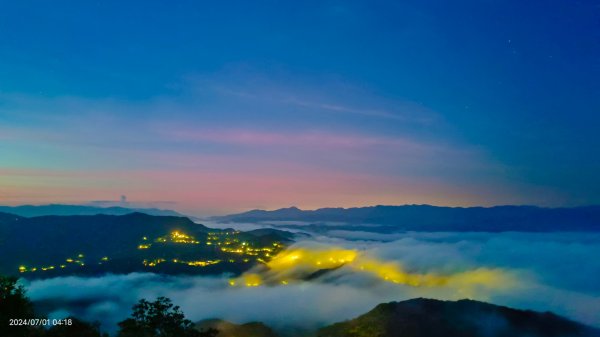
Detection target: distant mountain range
<box><xmin>0</xmin><ymin>212</ymin><xmax>293</xmax><ymax>277</ymax></box>
<box><xmin>212</xmin><ymin>205</ymin><xmax>600</xmax><ymax>232</ymax></box>
<box><xmin>0</xmin><ymin>204</ymin><xmax>185</xmax><ymax>218</ymax></box>
<box><xmin>316</xmin><ymin>298</ymin><xmax>600</xmax><ymax>337</ymax></box>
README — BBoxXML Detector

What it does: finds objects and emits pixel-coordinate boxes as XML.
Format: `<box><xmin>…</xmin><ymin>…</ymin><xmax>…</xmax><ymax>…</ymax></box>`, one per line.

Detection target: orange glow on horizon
<box><xmin>0</xmin><ymin>166</ymin><xmax>517</xmax><ymax>216</ymax></box>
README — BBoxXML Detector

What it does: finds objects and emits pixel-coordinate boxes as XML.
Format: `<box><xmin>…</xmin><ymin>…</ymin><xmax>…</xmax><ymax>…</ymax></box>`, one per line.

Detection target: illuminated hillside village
<box><xmin>12</xmin><ymin>223</ymin><xmax>514</xmax><ymax>292</ymax></box>
<box><xmin>17</xmin><ymin>229</ymin><xmax>284</xmax><ymax>276</ymax></box>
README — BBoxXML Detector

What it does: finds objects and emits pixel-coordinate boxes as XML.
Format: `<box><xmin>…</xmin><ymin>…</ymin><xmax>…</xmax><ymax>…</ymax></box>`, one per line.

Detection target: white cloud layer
<box><xmin>23</xmin><ymin>232</ymin><xmax>600</xmax><ymax>335</ymax></box>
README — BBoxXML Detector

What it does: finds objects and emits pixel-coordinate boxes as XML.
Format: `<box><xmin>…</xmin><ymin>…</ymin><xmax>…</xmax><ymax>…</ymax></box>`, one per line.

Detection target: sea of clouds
<box><xmin>22</xmin><ymin>230</ymin><xmax>600</xmax><ymax>334</ymax></box>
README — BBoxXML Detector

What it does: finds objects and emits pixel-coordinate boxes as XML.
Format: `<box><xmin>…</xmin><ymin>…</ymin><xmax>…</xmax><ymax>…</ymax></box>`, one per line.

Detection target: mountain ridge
<box><xmin>190</xmin><ymin>298</ymin><xmax>600</xmax><ymax>337</ymax></box>
<box><xmin>0</xmin><ymin>212</ymin><xmax>293</xmax><ymax>278</ymax></box>
<box><xmin>316</xmin><ymin>298</ymin><xmax>600</xmax><ymax>337</ymax></box>
<box><xmin>212</xmin><ymin>204</ymin><xmax>600</xmax><ymax>232</ymax></box>
<box><xmin>0</xmin><ymin>204</ymin><xmax>186</xmax><ymax>218</ymax></box>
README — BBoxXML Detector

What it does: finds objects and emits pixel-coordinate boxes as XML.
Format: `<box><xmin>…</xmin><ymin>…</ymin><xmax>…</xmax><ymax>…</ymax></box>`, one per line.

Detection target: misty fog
<box><xmin>23</xmin><ymin>230</ymin><xmax>600</xmax><ymax>334</ymax></box>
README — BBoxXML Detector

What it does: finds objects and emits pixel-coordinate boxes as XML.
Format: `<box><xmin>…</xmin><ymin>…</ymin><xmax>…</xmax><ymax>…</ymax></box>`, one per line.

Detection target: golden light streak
<box><xmin>231</xmin><ymin>244</ymin><xmax>517</xmax><ymax>291</ymax></box>
<box><xmin>243</xmin><ymin>273</ymin><xmax>262</xmax><ymax>287</ymax></box>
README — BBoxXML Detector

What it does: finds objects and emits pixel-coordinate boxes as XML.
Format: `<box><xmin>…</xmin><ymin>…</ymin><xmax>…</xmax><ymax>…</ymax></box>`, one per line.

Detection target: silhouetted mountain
<box><xmin>195</xmin><ymin>319</ymin><xmax>279</xmax><ymax>337</ymax></box>
<box><xmin>222</xmin><ymin>206</ymin><xmax>304</xmax><ymax>220</ymax></box>
<box><xmin>0</xmin><ymin>213</ymin><xmax>293</xmax><ymax>278</ymax></box>
<box><xmin>0</xmin><ymin>204</ymin><xmax>185</xmax><ymax>217</ymax></box>
<box><xmin>243</xmin><ymin>228</ymin><xmax>298</xmax><ymax>246</ymax></box>
<box><xmin>317</xmin><ymin>298</ymin><xmax>600</xmax><ymax>337</ymax></box>
<box><xmin>213</xmin><ymin>205</ymin><xmax>600</xmax><ymax>232</ymax></box>
<box><xmin>0</xmin><ymin>212</ymin><xmax>22</xmax><ymax>224</ymax></box>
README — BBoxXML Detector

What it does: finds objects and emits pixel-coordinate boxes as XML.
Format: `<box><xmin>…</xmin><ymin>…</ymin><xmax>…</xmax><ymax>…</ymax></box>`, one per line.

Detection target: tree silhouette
<box><xmin>0</xmin><ymin>275</ymin><xmax>40</xmax><ymax>337</ymax></box>
<box><xmin>117</xmin><ymin>297</ymin><xmax>217</xmax><ymax>337</ymax></box>
<box><xmin>1</xmin><ymin>275</ymin><xmax>109</xmax><ymax>337</ymax></box>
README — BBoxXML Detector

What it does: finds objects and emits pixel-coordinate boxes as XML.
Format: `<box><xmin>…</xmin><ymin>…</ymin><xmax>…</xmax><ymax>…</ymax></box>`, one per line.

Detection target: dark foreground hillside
<box><xmin>195</xmin><ymin>319</ymin><xmax>279</xmax><ymax>337</ymax></box>
<box><xmin>317</xmin><ymin>298</ymin><xmax>600</xmax><ymax>337</ymax></box>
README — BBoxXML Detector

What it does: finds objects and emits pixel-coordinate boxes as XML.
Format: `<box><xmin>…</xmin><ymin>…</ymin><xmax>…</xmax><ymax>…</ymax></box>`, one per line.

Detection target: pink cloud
<box><xmin>152</xmin><ymin>126</ymin><xmax>500</xmax><ymax>177</ymax></box>
<box><xmin>160</xmin><ymin>127</ymin><xmax>435</xmax><ymax>152</ymax></box>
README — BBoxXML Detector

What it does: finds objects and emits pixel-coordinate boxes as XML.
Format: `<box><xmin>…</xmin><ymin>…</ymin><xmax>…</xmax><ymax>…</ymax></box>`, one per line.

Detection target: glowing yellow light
<box><xmin>185</xmin><ymin>260</ymin><xmax>221</xmax><ymax>267</ymax></box>
<box><xmin>267</xmin><ymin>247</ymin><xmax>357</xmax><ymax>270</ymax></box>
<box><xmin>235</xmin><ymin>244</ymin><xmax>517</xmax><ymax>291</ymax></box>
<box><xmin>77</xmin><ymin>254</ymin><xmax>84</xmax><ymax>258</ymax></box>
<box><xmin>167</xmin><ymin>230</ymin><xmax>199</xmax><ymax>244</ymax></box>
<box><xmin>18</xmin><ymin>266</ymin><xmax>26</xmax><ymax>272</ymax></box>
<box><xmin>101</xmin><ymin>256</ymin><xmax>109</xmax><ymax>261</ymax></box>
<box><xmin>243</xmin><ymin>273</ymin><xmax>262</xmax><ymax>287</ymax></box>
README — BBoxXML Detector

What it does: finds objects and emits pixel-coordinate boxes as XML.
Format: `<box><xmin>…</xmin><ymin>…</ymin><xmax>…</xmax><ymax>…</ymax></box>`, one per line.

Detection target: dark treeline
<box><xmin>0</xmin><ymin>275</ymin><xmax>216</xmax><ymax>337</ymax></box>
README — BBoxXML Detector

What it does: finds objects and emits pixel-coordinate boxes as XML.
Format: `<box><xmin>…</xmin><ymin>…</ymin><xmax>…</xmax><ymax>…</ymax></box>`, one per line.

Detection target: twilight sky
<box><xmin>1</xmin><ymin>1</ymin><xmax>599</xmax><ymax>215</ymax></box>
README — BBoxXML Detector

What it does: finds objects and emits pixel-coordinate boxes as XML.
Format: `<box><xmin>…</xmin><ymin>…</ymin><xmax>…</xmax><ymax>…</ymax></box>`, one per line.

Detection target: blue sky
<box><xmin>1</xmin><ymin>0</ymin><xmax>599</xmax><ymax>214</ymax></box>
